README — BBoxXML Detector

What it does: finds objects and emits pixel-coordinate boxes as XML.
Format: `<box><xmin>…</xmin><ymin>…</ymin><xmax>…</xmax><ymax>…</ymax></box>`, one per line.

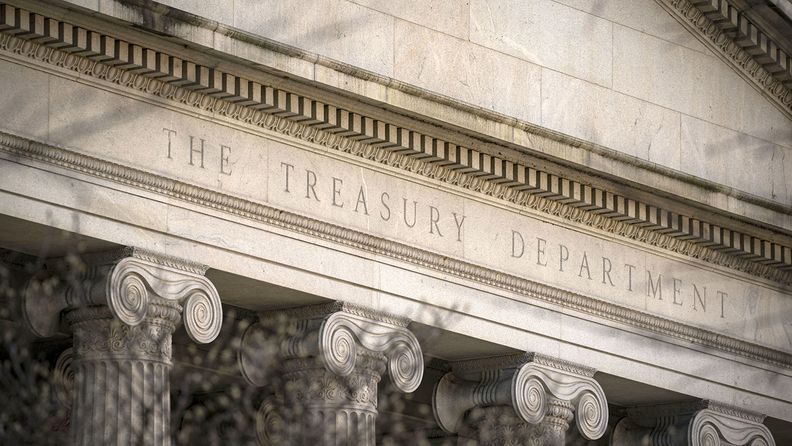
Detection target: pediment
<box><xmin>655</xmin><ymin>0</ymin><xmax>792</xmax><ymax>121</ymax></box>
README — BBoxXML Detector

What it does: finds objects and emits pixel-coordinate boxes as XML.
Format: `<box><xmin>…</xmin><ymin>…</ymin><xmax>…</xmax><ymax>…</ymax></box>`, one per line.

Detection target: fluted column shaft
<box><xmin>23</xmin><ymin>248</ymin><xmax>223</xmax><ymax>446</ymax></box>
<box><xmin>280</xmin><ymin>358</ymin><xmax>383</xmax><ymax>446</ymax></box>
<box><xmin>66</xmin><ymin>302</ymin><xmax>180</xmax><ymax>446</ymax></box>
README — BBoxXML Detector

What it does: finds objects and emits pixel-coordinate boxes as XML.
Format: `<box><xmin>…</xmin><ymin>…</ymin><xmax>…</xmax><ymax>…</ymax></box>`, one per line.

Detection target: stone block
<box><xmin>681</xmin><ymin>115</ymin><xmax>791</xmax><ymax>204</ymax></box>
<box><xmin>394</xmin><ymin>20</ymin><xmax>542</xmax><ymax>124</ymax></box>
<box><xmin>155</xmin><ymin>0</ymin><xmax>234</xmax><ymax>24</ymax></box>
<box><xmin>613</xmin><ymin>24</ymin><xmax>792</xmax><ymax>148</ymax></box>
<box><xmin>46</xmin><ymin>75</ymin><xmax>270</xmax><ymax>203</ymax></box>
<box><xmin>541</xmin><ymin>68</ymin><xmax>681</xmax><ymax>169</ymax></box>
<box><xmin>470</xmin><ymin>0</ymin><xmax>613</xmax><ymax>87</ymax></box>
<box><xmin>0</xmin><ymin>60</ymin><xmax>49</xmax><ymax>140</ymax></box>
<box><xmin>552</xmin><ymin>0</ymin><xmax>709</xmax><ymax>54</ymax></box>
<box><xmin>348</xmin><ymin>0</ymin><xmax>469</xmax><ymax>39</ymax></box>
<box><xmin>234</xmin><ymin>0</ymin><xmax>395</xmax><ymax>76</ymax></box>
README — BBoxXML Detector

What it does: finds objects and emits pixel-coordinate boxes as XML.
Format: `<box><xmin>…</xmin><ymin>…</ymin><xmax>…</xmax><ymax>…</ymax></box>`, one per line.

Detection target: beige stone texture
<box><xmin>681</xmin><ymin>116</ymin><xmax>792</xmax><ymax>204</ymax></box>
<box><xmin>50</xmin><ymin>0</ymin><xmax>792</xmax><ymax>211</ymax></box>
<box><xmin>155</xmin><ymin>0</ymin><xmax>235</xmax><ymax>24</ymax></box>
<box><xmin>349</xmin><ymin>0</ymin><xmax>470</xmax><ymax>39</ymax></box>
<box><xmin>0</xmin><ymin>60</ymin><xmax>49</xmax><ymax>140</ymax></box>
<box><xmin>613</xmin><ymin>24</ymin><xmax>792</xmax><ymax>149</ymax></box>
<box><xmin>44</xmin><ymin>75</ymin><xmax>270</xmax><ymax>203</ymax></box>
<box><xmin>232</xmin><ymin>0</ymin><xmax>394</xmax><ymax>76</ymax></box>
<box><xmin>394</xmin><ymin>19</ymin><xmax>542</xmax><ymax>123</ymax></box>
<box><xmin>541</xmin><ymin>68</ymin><xmax>681</xmax><ymax>169</ymax></box>
<box><xmin>3</xmin><ymin>57</ymin><xmax>787</xmax><ymax>353</ymax></box>
<box><xmin>551</xmin><ymin>0</ymin><xmax>710</xmax><ymax>53</ymax></box>
<box><xmin>470</xmin><ymin>0</ymin><xmax>613</xmax><ymax>87</ymax></box>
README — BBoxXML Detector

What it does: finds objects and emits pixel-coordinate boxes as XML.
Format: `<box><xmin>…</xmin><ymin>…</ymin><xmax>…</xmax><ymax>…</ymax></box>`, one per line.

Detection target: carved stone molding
<box><xmin>0</xmin><ymin>2</ymin><xmax>790</xmax><ymax>286</ymax></box>
<box><xmin>433</xmin><ymin>353</ymin><xmax>608</xmax><ymax>445</ymax></box>
<box><xmin>20</xmin><ymin>248</ymin><xmax>223</xmax><ymax>446</ymax></box>
<box><xmin>3</xmin><ymin>131</ymin><xmax>791</xmax><ymax>371</ymax></box>
<box><xmin>65</xmin><ymin>303</ymin><xmax>180</xmax><ymax>446</ymax></box>
<box><xmin>657</xmin><ymin>0</ymin><xmax>792</xmax><ymax>119</ymax></box>
<box><xmin>612</xmin><ymin>400</ymin><xmax>776</xmax><ymax>446</ymax></box>
<box><xmin>238</xmin><ymin>302</ymin><xmax>424</xmax><ymax>446</ymax></box>
<box><xmin>22</xmin><ymin>247</ymin><xmax>222</xmax><ymax>344</ymax></box>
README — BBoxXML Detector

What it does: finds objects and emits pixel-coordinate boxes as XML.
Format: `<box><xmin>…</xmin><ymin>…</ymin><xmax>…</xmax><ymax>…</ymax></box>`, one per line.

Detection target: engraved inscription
<box><xmin>511</xmin><ymin>230</ymin><xmax>728</xmax><ymax>318</ymax></box>
<box><xmin>279</xmin><ymin>162</ymin><xmax>467</xmax><ymax>242</ymax></box>
<box><xmin>163</xmin><ymin>127</ymin><xmax>234</xmax><ymax>175</ymax></box>
<box><xmin>154</xmin><ymin>129</ymin><xmax>792</xmax><ymax>345</ymax></box>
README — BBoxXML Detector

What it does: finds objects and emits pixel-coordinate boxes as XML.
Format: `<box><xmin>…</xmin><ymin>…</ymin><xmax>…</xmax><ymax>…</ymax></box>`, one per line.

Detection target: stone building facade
<box><xmin>0</xmin><ymin>0</ymin><xmax>790</xmax><ymax>444</ymax></box>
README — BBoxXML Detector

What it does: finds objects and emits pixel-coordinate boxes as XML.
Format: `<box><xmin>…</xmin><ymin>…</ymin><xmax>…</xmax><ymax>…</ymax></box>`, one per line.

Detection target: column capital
<box><xmin>433</xmin><ymin>352</ymin><xmax>608</xmax><ymax>441</ymax></box>
<box><xmin>613</xmin><ymin>400</ymin><xmax>776</xmax><ymax>446</ymax></box>
<box><xmin>239</xmin><ymin>302</ymin><xmax>424</xmax><ymax>446</ymax></box>
<box><xmin>22</xmin><ymin>247</ymin><xmax>222</xmax><ymax>344</ymax></box>
<box><xmin>239</xmin><ymin>301</ymin><xmax>424</xmax><ymax>393</ymax></box>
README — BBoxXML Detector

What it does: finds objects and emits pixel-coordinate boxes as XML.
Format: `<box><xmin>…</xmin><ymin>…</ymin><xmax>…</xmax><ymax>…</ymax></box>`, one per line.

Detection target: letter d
<box><xmin>512</xmin><ymin>230</ymin><xmax>525</xmax><ymax>258</ymax></box>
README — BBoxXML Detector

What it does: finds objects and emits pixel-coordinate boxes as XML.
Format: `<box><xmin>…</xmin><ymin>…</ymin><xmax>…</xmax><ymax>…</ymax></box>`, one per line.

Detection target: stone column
<box><xmin>611</xmin><ymin>400</ymin><xmax>776</xmax><ymax>446</ymax></box>
<box><xmin>238</xmin><ymin>302</ymin><xmax>424</xmax><ymax>446</ymax></box>
<box><xmin>432</xmin><ymin>353</ymin><xmax>608</xmax><ymax>446</ymax></box>
<box><xmin>23</xmin><ymin>248</ymin><xmax>223</xmax><ymax>446</ymax></box>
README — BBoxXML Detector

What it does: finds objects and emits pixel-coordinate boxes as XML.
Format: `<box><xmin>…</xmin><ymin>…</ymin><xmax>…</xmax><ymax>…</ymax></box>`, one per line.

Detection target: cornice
<box><xmin>0</xmin><ymin>9</ymin><xmax>789</xmax><ymax>287</ymax></box>
<box><xmin>38</xmin><ymin>0</ymin><xmax>792</xmax><ymax>222</ymax></box>
<box><xmin>3</xmin><ymin>130</ymin><xmax>792</xmax><ymax>370</ymax></box>
<box><xmin>656</xmin><ymin>0</ymin><xmax>792</xmax><ymax>119</ymax></box>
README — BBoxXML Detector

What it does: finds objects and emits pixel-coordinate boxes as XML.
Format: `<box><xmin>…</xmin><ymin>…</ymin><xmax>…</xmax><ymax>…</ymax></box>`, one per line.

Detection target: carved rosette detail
<box><xmin>434</xmin><ymin>354</ymin><xmax>608</xmax><ymax>443</ymax></box>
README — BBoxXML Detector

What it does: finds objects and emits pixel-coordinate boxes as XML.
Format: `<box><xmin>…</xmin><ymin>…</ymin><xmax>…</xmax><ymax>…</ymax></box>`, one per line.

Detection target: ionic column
<box><xmin>238</xmin><ymin>302</ymin><xmax>424</xmax><ymax>446</ymax></box>
<box><xmin>612</xmin><ymin>400</ymin><xmax>776</xmax><ymax>446</ymax></box>
<box><xmin>433</xmin><ymin>353</ymin><xmax>608</xmax><ymax>446</ymax></box>
<box><xmin>23</xmin><ymin>248</ymin><xmax>223</xmax><ymax>446</ymax></box>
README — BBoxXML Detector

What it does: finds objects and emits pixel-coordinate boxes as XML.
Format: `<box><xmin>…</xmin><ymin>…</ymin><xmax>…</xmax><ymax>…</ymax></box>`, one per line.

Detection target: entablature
<box><xmin>1</xmin><ymin>0</ymin><xmax>791</xmax><ymax>384</ymax></box>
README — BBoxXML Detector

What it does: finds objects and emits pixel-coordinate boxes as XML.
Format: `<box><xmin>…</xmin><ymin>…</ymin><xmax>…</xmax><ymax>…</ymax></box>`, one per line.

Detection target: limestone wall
<box><xmin>61</xmin><ymin>0</ymin><xmax>792</xmax><ymax>206</ymax></box>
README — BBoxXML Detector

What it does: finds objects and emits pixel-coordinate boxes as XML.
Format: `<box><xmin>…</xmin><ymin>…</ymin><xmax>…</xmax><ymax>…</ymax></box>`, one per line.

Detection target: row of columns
<box><xmin>20</xmin><ymin>248</ymin><xmax>776</xmax><ymax>445</ymax></box>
